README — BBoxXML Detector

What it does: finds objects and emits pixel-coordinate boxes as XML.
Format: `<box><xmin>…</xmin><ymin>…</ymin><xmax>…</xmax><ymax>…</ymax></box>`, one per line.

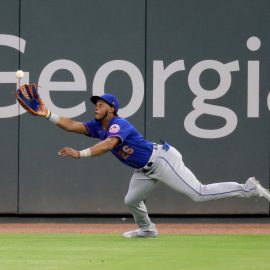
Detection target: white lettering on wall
<box><xmin>0</xmin><ymin>34</ymin><xmax>29</xmax><ymax>118</ymax></box>
<box><xmin>38</xmin><ymin>59</ymin><xmax>87</xmax><ymax>118</ymax></box>
<box><xmin>92</xmin><ymin>60</ymin><xmax>144</xmax><ymax>118</ymax></box>
<box><xmin>0</xmin><ymin>35</ymin><xmax>269</xmax><ymax>139</ymax></box>
<box><xmin>153</xmin><ymin>60</ymin><xmax>185</xmax><ymax>117</ymax></box>
<box><xmin>184</xmin><ymin>60</ymin><xmax>239</xmax><ymax>138</ymax></box>
<box><xmin>247</xmin><ymin>36</ymin><xmax>261</xmax><ymax>117</ymax></box>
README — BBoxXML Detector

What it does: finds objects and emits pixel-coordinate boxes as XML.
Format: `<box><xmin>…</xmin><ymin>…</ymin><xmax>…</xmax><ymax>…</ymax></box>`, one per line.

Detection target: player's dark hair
<box><xmin>112</xmin><ymin>108</ymin><xmax>118</xmax><ymax>116</ymax></box>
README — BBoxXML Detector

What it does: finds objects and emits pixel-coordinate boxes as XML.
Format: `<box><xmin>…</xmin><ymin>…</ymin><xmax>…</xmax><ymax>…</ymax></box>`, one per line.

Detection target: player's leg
<box><xmin>123</xmin><ymin>170</ymin><xmax>159</xmax><ymax>237</ymax></box>
<box><xmin>152</xmin><ymin>146</ymin><xmax>264</xmax><ymax>202</ymax></box>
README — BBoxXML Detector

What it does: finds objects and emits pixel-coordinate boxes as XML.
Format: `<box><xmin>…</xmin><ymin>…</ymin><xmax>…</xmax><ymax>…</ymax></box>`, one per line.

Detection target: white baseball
<box><xmin>16</xmin><ymin>70</ymin><xmax>24</xmax><ymax>79</ymax></box>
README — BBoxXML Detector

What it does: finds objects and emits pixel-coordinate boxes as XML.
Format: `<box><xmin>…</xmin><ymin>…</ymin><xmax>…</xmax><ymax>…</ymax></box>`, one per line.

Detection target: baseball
<box><xmin>16</xmin><ymin>70</ymin><xmax>24</xmax><ymax>79</ymax></box>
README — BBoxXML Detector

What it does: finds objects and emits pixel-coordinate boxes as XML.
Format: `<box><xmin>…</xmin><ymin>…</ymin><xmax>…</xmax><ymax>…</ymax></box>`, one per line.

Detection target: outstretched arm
<box><xmin>57</xmin><ymin>137</ymin><xmax>120</xmax><ymax>158</ymax></box>
<box><xmin>16</xmin><ymin>84</ymin><xmax>88</xmax><ymax>135</ymax></box>
<box><xmin>53</xmin><ymin>116</ymin><xmax>88</xmax><ymax>134</ymax></box>
<box><xmin>37</xmin><ymin>103</ymin><xmax>88</xmax><ymax>135</ymax></box>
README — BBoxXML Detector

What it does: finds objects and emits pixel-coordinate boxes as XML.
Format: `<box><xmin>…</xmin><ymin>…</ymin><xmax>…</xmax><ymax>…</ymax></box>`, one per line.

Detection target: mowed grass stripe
<box><xmin>0</xmin><ymin>234</ymin><xmax>269</xmax><ymax>270</ymax></box>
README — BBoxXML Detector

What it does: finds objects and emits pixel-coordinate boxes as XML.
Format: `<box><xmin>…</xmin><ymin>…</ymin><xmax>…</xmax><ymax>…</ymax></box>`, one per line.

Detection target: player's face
<box><xmin>95</xmin><ymin>100</ymin><xmax>112</xmax><ymax>120</ymax></box>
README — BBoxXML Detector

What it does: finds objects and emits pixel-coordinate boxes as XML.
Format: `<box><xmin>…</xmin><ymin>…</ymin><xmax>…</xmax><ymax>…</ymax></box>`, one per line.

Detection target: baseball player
<box><xmin>16</xmin><ymin>88</ymin><xmax>270</xmax><ymax>238</ymax></box>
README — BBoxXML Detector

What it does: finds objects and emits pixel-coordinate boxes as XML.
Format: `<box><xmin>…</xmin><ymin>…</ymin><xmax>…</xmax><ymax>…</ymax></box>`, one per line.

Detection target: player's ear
<box><xmin>110</xmin><ymin>106</ymin><xmax>115</xmax><ymax>114</ymax></box>
<box><xmin>112</xmin><ymin>106</ymin><xmax>118</xmax><ymax>116</ymax></box>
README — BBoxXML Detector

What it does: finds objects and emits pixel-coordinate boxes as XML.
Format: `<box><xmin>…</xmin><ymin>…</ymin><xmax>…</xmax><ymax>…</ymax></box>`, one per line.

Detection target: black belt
<box><xmin>144</xmin><ymin>141</ymin><xmax>170</xmax><ymax>169</ymax></box>
<box><xmin>162</xmin><ymin>142</ymin><xmax>170</xmax><ymax>151</ymax></box>
<box><xmin>160</xmin><ymin>139</ymin><xmax>170</xmax><ymax>152</ymax></box>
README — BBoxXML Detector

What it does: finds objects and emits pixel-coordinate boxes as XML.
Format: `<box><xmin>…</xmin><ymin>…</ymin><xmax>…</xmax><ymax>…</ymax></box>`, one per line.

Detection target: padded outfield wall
<box><xmin>0</xmin><ymin>0</ymin><xmax>269</xmax><ymax>214</ymax></box>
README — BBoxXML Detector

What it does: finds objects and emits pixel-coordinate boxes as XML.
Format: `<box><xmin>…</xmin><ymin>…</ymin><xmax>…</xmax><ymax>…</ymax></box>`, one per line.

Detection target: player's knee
<box><xmin>124</xmin><ymin>193</ymin><xmax>141</xmax><ymax>208</ymax></box>
<box><xmin>189</xmin><ymin>192</ymin><xmax>206</xmax><ymax>202</ymax></box>
<box><xmin>124</xmin><ymin>195</ymin><xmax>135</xmax><ymax>207</ymax></box>
<box><xmin>188</xmin><ymin>184</ymin><xmax>208</xmax><ymax>202</ymax></box>
<box><xmin>191</xmin><ymin>195</ymin><xmax>205</xmax><ymax>202</ymax></box>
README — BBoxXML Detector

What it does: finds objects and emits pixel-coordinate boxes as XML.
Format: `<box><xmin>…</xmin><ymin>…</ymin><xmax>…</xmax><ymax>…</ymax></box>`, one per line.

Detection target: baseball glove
<box><xmin>16</xmin><ymin>84</ymin><xmax>45</xmax><ymax>116</ymax></box>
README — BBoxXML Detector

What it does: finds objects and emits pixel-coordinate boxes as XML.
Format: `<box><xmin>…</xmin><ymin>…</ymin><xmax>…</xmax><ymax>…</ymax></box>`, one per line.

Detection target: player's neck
<box><xmin>100</xmin><ymin>114</ymin><xmax>115</xmax><ymax>129</ymax></box>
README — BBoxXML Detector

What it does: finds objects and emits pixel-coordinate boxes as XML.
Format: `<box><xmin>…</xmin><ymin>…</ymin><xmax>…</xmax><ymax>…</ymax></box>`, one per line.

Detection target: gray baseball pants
<box><xmin>124</xmin><ymin>144</ymin><xmax>256</xmax><ymax>229</ymax></box>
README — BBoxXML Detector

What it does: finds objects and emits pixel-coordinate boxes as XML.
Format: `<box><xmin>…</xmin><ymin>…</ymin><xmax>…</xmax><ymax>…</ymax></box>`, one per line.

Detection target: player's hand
<box><xmin>16</xmin><ymin>84</ymin><xmax>49</xmax><ymax>117</ymax></box>
<box><xmin>37</xmin><ymin>99</ymin><xmax>49</xmax><ymax>117</ymax></box>
<box><xmin>58</xmin><ymin>147</ymin><xmax>80</xmax><ymax>159</ymax></box>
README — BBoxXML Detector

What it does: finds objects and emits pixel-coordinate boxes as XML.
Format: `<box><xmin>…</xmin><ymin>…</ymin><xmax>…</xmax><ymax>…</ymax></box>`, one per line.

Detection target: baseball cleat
<box><xmin>122</xmin><ymin>224</ymin><xmax>158</xmax><ymax>238</ymax></box>
<box><xmin>247</xmin><ymin>177</ymin><xmax>270</xmax><ymax>202</ymax></box>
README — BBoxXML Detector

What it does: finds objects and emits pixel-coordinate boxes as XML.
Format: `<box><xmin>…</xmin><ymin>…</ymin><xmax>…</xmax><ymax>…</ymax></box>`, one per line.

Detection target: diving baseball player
<box><xmin>16</xmin><ymin>87</ymin><xmax>270</xmax><ymax>238</ymax></box>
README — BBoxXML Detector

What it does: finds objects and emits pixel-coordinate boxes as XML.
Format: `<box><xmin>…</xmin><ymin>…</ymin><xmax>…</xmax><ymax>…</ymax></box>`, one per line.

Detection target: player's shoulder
<box><xmin>109</xmin><ymin>117</ymin><xmax>134</xmax><ymax>133</ymax></box>
<box><xmin>111</xmin><ymin>116</ymin><xmax>131</xmax><ymax>125</ymax></box>
<box><xmin>84</xmin><ymin>119</ymin><xmax>101</xmax><ymax>128</ymax></box>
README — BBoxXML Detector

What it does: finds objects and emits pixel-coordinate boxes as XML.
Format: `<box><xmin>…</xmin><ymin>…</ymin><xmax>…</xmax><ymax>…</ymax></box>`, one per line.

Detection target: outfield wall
<box><xmin>0</xmin><ymin>0</ymin><xmax>269</xmax><ymax>214</ymax></box>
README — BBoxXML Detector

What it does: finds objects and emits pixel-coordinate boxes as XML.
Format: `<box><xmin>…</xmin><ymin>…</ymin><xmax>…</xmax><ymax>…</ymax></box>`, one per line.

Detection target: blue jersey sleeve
<box><xmin>83</xmin><ymin>120</ymin><xmax>98</xmax><ymax>138</ymax></box>
<box><xmin>107</xmin><ymin>119</ymin><xmax>132</xmax><ymax>143</ymax></box>
<box><xmin>83</xmin><ymin>117</ymin><xmax>153</xmax><ymax>168</ymax></box>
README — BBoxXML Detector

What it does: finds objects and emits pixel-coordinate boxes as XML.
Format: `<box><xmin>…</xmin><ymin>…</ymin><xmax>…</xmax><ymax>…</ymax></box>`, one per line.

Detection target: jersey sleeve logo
<box><xmin>109</xmin><ymin>124</ymin><xmax>120</xmax><ymax>133</ymax></box>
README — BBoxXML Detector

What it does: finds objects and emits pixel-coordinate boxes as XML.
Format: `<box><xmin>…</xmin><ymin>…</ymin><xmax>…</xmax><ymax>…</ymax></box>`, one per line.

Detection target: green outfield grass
<box><xmin>0</xmin><ymin>234</ymin><xmax>269</xmax><ymax>270</ymax></box>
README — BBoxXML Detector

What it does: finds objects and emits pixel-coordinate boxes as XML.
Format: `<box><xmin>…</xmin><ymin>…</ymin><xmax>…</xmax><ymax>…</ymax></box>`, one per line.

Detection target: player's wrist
<box><xmin>45</xmin><ymin>110</ymin><xmax>60</xmax><ymax>124</ymax></box>
<box><xmin>45</xmin><ymin>110</ymin><xmax>51</xmax><ymax>119</ymax></box>
<box><xmin>79</xmin><ymin>148</ymin><xmax>92</xmax><ymax>158</ymax></box>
